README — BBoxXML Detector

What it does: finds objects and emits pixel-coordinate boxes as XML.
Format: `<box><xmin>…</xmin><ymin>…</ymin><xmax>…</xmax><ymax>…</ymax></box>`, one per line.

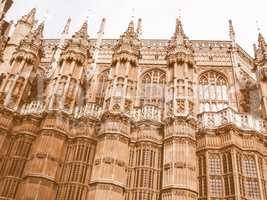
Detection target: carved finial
<box><xmin>0</xmin><ymin>0</ymin><xmax>13</xmax><ymax>19</ymax></box>
<box><xmin>62</xmin><ymin>18</ymin><xmax>71</xmax><ymax>35</ymax></box>
<box><xmin>34</xmin><ymin>21</ymin><xmax>44</xmax><ymax>38</ymax></box>
<box><xmin>113</xmin><ymin>18</ymin><xmax>141</xmax><ymax>64</ymax></box>
<box><xmin>127</xmin><ymin>20</ymin><xmax>135</xmax><ymax>33</ymax></box>
<box><xmin>74</xmin><ymin>20</ymin><xmax>88</xmax><ymax>38</ymax></box>
<box><xmin>174</xmin><ymin>17</ymin><xmax>185</xmax><ymax>37</ymax></box>
<box><xmin>21</xmin><ymin>8</ymin><xmax>36</xmax><ymax>26</ymax></box>
<box><xmin>136</xmin><ymin>18</ymin><xmax>142</xmax><ymax>37</ymax></box>
<box><xmin>258</xmin><ymin>32</ymin><xmax>266</xmax><ymax>50</ymax></box>
<box><xmin>167</xmin><ymin>17</ymin><xmax>193</xmax><ymax>56</ymax></box>
<box><xmin>15</xmin><ymin>20</ymin><xmax>44</xmax><ymax>58</ymax></box>
<box><xmin>229</xmin><ymin>19</ymin><xmax>236</xmax><ymax>41</ymax></box>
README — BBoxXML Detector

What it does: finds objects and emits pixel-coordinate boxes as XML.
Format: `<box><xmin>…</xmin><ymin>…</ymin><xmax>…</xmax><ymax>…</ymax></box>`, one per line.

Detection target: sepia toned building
<box><xmin>1</xmin><ymin>1</ymin><xmax>267</xmax><ymax>200</ymax></box>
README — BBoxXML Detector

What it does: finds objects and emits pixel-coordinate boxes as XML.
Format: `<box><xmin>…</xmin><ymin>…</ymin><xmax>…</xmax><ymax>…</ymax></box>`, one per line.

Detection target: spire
<box><xmin>62</xmin><ymin>18</ymin><xmax>71</xmax><ymax>35</ymax></box>
<box><xmin>167</xmin><ymin>17</ymin><xmax>194</xmax><ymax>66</ymax></box>
<box><xmin>127</xmin><ymin>20</ymin><xmax>135</xmax><ymax>33</ymax></box>
<box><xmin>258</xmin><ymin>32</ymin><xmax>266</xmax><ymax>50</ymax></box>
<box><xmin>98</xmin><ymin>18</ymin><xmax>106</xmax><ymax>34</ymax></box>
<box><xmin>94</xmin><ymin>18</ymin><xmax>106</xmax><ymax>59</ymax></box>
<box><xmin>0</xmin><ymin>0</ymin><xmax>13</xmax><ymax>19</ymax></box>
<box><xmin>174</xmin><ymin>18</ymin><xmax>185</xmax><ymax>37</ymax></box>
<box><xmin>255</xmin><ymin>33</ymin><xmax>267</xmax><ymax>69</ymax></box>
<box><xmin>59</xmin><ymin>20</ymin><xmax>91</xmax><ymax>66</ymax></box>
<box><xmin>21</xmin><ymin>21</ymin><xmax>44</xmax><ymax>47</ymax></box>
<box><xmin>86</xmin><ymin>18</ymin><xmax>106</xmax><ymax>80</ymax></box>
<box><xmin>74</xmin><ymin>20</ymin><xmax>88</xmax><ymax>39</ymax></box>
<box><xmin>168</xmin><ymin>17</ymin><xmax>190</xmax><ymax>49</ymax></box>
<box><xmin>112</xmin><ymin>20</ymin><xmax>141</xmax><ymax>65</ymax></box>
<box><xmin>34</xmin><ymin>21</ymin><xmax>44</xmax><ymax>38</ymax></box>
<box><xmin>11</xmin><ymin>21</ymin><xmax>44</xmax><ymax>64</ymax></box>
<box><xmin>21</xmin><ymin>8</ymin><xmax>36</xmax><ymax>26</ymax></box>
<box><xmin>136</xmin><ymin>18</ymin><xmax>142</xmax><ymax>37</ymax></box>
<box><xmin>229</xmin><ymin>20</ymin><xmax>236</xmax><ymax>41</ymax></box>
<box><xmin>114</xmin><ymin>19</ymin><xmax>139</xmax><ymax>48</ymax></box>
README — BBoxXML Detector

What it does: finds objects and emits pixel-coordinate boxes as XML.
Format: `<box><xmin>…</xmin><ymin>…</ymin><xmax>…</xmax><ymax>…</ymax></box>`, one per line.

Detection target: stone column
<box><xmin>162</xmin><ymin>118</ymin><xmax>198</xmax><ymax>200</ymax></box>
<box><xmin>126</xmin><ymin>122</ymin><xmax>163</xmax><ymax>200</ymax></box>
<box><xmin>0</xmin><ymin>117</ymin><xmax>39</xmax><ymax>200</ymax></box>
<box><xmin>56</xmin><ymin>119</ymin><xmax>97</xmax><ymax>200</ymax></box>
<box><xmin>88</xmin><ymin>113</ymin><xmax>130</xmax><ymax>200</ymax></box>
<box><xmin>16</xmin><ymin>112</ymin><xmax>68</xmax><ymax>200</ymax></box>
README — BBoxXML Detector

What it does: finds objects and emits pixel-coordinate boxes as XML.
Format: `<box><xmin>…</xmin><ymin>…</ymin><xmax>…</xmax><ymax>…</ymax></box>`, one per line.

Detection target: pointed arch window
<box><xmin>199</xmin><ymin>71</ymin><xmax>229</xmax><ymax>112</ymax></box>
<box><xmin>140</xmin><ymin>69</ymin><xmax>166</xmax><ymax>108</ymax></box>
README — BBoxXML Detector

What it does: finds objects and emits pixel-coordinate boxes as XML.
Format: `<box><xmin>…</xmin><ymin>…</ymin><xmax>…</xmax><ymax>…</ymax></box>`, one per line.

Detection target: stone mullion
<box><xmin>231</xmin><ymin>149</ymin><xmax>241</xmax><ymax>200</ymax></box>
<box><xmin>16</xmin><ymin>113</ymin><xmax>69</xmax><ymax>200</ymax></box>
<box><xmin>0</xmin><ymin>134</ymin><xmax>13</xmax><ymax>179</ymax></box>
<box><xmin>88</xmin><ymin>114</ymin><xmax>130</xmax><ymax>200</ymax></box>
<box><xmin>121</xmin><ymin>61</ymin><xmax>130</xmax><ymax>108</ymax></box>
<box><xmin>0</xmin><ymin>129</ymin><xmax>10</xmax><ymax>160</ymax></box>
<box><xmin>205</xmin><ymin>150</ymin><xmax>210</xmax><ymax>199</ymax></box>
<box><xmin>173</xmin><ymin>63</ymin><xmax>178</xmax><ymax>115</ymax></box>
<box><xmin>126</xmin><ymin>145</ymin><xmax>134</xmax><ymax>193</ymax></box>
<box><xmin>0</xmin><ymin>75</ymin><xmax>9</xmax><ymax>92</ymax></box>
<box><xmin>162</xmin><ymin>120</ymin><xmax>197</xmax><ymax>200</ymax></box>
<box><xmin>128</xmin><ymin>141</ymin><xmax>161</xmax><ymax>200</ymax></box>
<box><xmin>0</xmin><ymin>119</ymin><xmax>37</xmax><ymax>200</ymax></box>
<box><xmin>57</xmin><ymin>139</ymin><xmax>95</xmax><ymax>200</ymax></box>
<box><xmin>255</xmin><ymin>154</ymin><xmax>264</xmax><ymax>199</ymax></box>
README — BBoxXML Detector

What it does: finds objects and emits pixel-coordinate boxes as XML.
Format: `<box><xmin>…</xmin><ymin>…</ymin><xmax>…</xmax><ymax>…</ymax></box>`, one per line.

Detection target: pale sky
<box><xmin>6</xmin><ymin>0</ymin><xmax>267</xmax><ymax>55</ymax></box>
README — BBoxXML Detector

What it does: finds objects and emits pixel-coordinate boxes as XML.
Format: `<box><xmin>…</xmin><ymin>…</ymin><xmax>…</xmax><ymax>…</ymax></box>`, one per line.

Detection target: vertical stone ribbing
<box><xmin>162</xmin><ymin>119</ymin><xmax>197</xmax><ymax>200</ymax></box>
<box><xmin>162</xmin><ymin>17</ymin><xmax>197</xmax><ymax>200</ymax></box>
<box><xmin>0</xmin><ymin>117</ymin><xmax>39</xmax><ymax>200</ymax></box>
<box><xmin>16</xmin><ymin>113</ymin><xmax>68</xmax><ymax>200</ymax></box>
<box><xmin>126</xmin><ymin>122</ymin><xmax>163</xmax><ymax>200</ymax></box>
<box><xmin>89</xmin><ymin>114</ymin><xmax>130</xmax><ymax>200</ymax></box>
<box><xmin>56</xmin><ymin>119</ymin><xmax>97</xmax><ymax>200</ymax></box>
<box><xmin>0</xmin><ymin>109</ymin><xmax>14</xmax><ymax>170</ymax></box>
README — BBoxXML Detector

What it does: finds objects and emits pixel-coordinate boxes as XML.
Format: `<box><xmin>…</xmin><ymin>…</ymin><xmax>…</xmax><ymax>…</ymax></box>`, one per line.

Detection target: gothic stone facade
<box><xmin>1</xmin><ymin>2</ymin><xmax>267</xmax><ymax>200</ymax></box>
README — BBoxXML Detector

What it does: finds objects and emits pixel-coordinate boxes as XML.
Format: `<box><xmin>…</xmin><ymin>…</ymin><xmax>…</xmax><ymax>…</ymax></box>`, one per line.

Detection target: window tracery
<box><xmin>140</xmin><ymin>69</ymin><xmax>166</xmax><ymax>108</ymax></box>
<box><xmin>199</xmin><ymin>71</ymin><xmax>228</xmax><ymax>112</ymax></box>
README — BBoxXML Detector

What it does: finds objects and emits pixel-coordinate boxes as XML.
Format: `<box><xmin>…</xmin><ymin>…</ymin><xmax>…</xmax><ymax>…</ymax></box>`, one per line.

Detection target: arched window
<box><xmin>199</xmin><ymin>71</ymin><xmax>228</xmax><ymax>112</ymax></box>
<box><xmin>140</xmin><ymin>69</ymin><xmax>166</xmax><ymax>108</ymax></box>
<box><xmin>95</xmin><ymin>70</ymin><xmax>109</xmax><ymax>105</ymax></box>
